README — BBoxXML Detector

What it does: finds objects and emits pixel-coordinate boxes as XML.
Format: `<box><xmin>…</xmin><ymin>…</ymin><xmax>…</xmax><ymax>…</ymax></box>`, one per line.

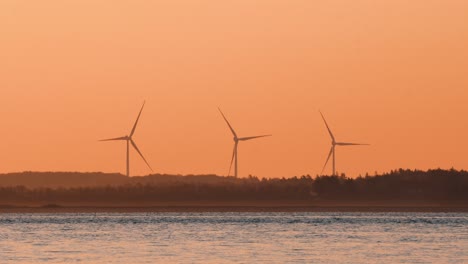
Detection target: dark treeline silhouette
<box><xmin>0</xmin><ymin>169</ymin><xmax>467</xmax><ymax>205</ymax></box>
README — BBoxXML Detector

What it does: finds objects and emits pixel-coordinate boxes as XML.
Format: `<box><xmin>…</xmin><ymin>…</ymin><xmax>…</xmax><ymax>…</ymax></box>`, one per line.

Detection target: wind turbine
<box><xmin>320</xmin><ymin>111</ymin><xmax>369</xmax><ymax>176</ymax></box>
<box><xmin>218</xmin><ymin>108</ymin><xmax>271</xmax><ymax>178</ymax></box>
<box><xmin>100</xmin><ymin>101</ymin><xmax>153</xmax><ymax>177</ymax></box>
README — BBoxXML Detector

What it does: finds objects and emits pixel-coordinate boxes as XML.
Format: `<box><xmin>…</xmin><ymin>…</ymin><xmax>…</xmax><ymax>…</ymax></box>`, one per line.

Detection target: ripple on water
<box><xmin>0</xmin><ymin>212</ymin><xmax>466</xmax><ymax>263</ymax></box>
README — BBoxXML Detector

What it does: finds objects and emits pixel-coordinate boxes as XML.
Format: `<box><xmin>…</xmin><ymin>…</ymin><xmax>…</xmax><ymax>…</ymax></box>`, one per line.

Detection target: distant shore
<box><xmin>1</xmin><ymin>169</ymin><xmax>467</xmax><ymax>213</ymax></box>
<box><xmin>1</xmin><ymin>201</ymin><xmax>467</xmax><ymax>213</ymax></box>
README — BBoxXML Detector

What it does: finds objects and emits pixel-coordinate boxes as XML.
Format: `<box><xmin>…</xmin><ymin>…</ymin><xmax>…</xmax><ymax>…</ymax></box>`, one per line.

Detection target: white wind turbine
<box><xmin>320</xmin><ymin>111</ymin><xmax>369</xmax><ymax>176</ymax></box>
<box><xmin>100</xmin><ymin>101</ymin><xmax>153</xmax><ymax>177</ymax></box>
<box><xmin>218</xmin><ymin>108</ymin><xmax>271</xmax><ymax>178</ymax></box>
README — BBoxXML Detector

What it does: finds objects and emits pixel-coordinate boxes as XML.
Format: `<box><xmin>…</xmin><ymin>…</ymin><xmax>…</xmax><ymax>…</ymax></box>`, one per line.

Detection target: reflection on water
<box><xmin>0</xmin><ymin>212</ymin><xmax>467</xmax><ymax>263</ymax></box>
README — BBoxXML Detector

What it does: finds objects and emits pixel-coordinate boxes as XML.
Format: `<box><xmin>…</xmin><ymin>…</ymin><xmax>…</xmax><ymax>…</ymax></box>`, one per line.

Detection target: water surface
<box><xmin>1</xmin><ymin>212</ymin><xmax>467</xmax><ymax>263</ymax></box>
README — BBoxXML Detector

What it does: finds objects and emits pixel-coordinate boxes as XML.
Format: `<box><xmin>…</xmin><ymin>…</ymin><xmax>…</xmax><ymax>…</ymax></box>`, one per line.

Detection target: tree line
<box><xmin>0</xmin><ymin>169</ymin><xmax>467</xmax><ymax>205</ymax></box>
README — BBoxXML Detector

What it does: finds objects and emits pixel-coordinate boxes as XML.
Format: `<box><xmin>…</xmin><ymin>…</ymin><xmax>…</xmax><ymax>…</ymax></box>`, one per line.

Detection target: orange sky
<box><xmin>1</xmin><ymin>1</ymin><xmax>468</xmax><ymax>178</ymax></box>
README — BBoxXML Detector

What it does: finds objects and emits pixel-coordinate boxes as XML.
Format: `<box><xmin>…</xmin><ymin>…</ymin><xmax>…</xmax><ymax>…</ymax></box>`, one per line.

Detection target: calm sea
<box><xmin>0</xmin><ymin>212</ymin><xmax>467</xmax><ymax>263</ymax></box>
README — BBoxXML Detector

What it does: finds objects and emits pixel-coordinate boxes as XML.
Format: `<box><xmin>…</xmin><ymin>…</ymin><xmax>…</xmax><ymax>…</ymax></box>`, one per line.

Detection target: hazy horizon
<box><xmin>0</xmin><ymin>166</ymin><xmax>465</xmax><ymax>178</ymax></box>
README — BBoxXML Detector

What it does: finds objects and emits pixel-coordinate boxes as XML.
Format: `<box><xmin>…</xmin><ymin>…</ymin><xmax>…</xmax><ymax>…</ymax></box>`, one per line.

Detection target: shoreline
<box><xmin>1</xmin><ymin>205</ymin><xmax>467</xmax><ymax>213</ymax></box>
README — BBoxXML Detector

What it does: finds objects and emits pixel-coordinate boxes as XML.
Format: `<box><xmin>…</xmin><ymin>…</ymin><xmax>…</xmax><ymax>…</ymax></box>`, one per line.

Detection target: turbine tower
<box><xmin>320</xmin><ymin>111</ymin><xmax>369</xmax><ymax>176</ymax></box>
<box><xmin>218</xmin><ymin>108</ymin><xmax>271</xmax><ymax>178</ymax></box>
<box><xmin>100</xmin><ymin>101</ymin><xmax>153</xmax><ymax>177</ymax></box>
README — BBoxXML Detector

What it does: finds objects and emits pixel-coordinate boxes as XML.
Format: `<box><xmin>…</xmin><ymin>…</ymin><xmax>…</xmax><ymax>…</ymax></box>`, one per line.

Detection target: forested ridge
<box><xmin>0</xmin><ymin>169</ymin><xmax>466</xmax><ymax>204</ymax></box>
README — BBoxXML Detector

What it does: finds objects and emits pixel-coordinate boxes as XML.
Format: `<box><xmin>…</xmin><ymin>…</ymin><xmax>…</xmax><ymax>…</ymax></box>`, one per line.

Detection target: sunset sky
<box><xmin>1</xmin><ymin>1</ymin><xmax>467</xmax><ymax>178</ymax></box>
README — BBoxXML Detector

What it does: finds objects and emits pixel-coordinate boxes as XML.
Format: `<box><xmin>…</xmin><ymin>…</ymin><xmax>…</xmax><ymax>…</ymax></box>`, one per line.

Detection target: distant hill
<box><xmin>0</xmin><ymin>171</ymin><xmax>230</xmax><ymax>188</ymax></box>
<box><xmin>0</xmin><ymin>169</ymin><xmax>467</xmax><ymax>207</ymax></box>
<box><xmin>0</xmin><ymin>172</ymin><xmax>128</xmax><ymax>188</ymax></box>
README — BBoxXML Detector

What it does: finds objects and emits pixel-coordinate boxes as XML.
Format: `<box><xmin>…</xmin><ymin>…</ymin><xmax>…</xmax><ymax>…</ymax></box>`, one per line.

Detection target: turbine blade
<box><xmin>130</xmin><ymin>139</ymin><xmax>153</xmax><ymax>172</ymax></box>
<box><xmin>321</xmin><ymin>147</ymin><xmax>334</xmax><ymax>175</ymax></box>
<box><xmin>228</xmin><ymin>143</ymin><xmax>236</xmax><ymax>176</ymax></box>
<box><xmin>130</xmin><ymin>101</ymin><xmax>146</xmax><ymax>137</ymax></box>
<box><xmin>99</xmin><ymin>136</ymin><xmax>127</xmax><ymax>141</ymax></box>
<box><xmin>218</xmin><ymin>107</ymin><xmax>237</xmax><ymax>138</ymax></box>
<box><xmin>238</xmin><ymin>135</ymin><xmax>272</xmax><ymax>141</ymax></box>
<box><xmin>319</xmin><ymin>111</ymin><xmax>335</xmax><ymax>142</ymax></box>
<box><xmin>336</xmin><ymin>142</ymin><xmax>370</xmax><ymax>146</ymax></box>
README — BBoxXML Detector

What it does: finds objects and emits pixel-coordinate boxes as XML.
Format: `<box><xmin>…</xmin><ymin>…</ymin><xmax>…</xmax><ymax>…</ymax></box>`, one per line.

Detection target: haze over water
<box><xmin>1</xmin><ymin>212</ymin><xmax>467</xmax><ymax>263</ymax></box>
